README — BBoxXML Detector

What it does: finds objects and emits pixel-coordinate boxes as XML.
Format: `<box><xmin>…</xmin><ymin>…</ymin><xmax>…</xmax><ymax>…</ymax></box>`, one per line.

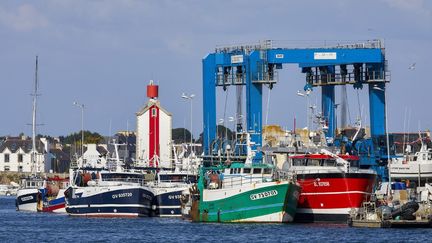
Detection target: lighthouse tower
<box><xmin>136</xmin><ymin>81</ymin><xmax>172</xmax><ymax>168</ymax></box>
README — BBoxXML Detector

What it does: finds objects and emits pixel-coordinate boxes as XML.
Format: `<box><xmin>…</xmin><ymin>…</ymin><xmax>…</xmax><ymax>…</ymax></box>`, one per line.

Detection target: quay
<box><xmin>349</xmin><ymin>218</ymin><xmax>432</xmax><ymax>228</ymax></box>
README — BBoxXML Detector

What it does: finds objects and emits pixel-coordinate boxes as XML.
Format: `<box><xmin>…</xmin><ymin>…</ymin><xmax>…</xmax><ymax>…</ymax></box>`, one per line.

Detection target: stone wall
<box><xmin>0</xmin><ymin>172</ymin><xmax>69</xmax><ymax>184</ymax></box>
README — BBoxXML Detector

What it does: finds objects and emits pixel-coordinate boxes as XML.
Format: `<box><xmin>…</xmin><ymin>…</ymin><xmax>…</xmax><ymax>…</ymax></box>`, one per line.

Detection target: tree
<box><xmin>172</xmin><ymin>128</ymin><xmax>192</xmax><ymax>144</ymax></box>
<box><xmin>61</xmin><ymin>131</ymin><xmax>104</xmax><ymax>145</ymax></box>
<box><xmin>196</xmin><ymin>125</ymin><xmax>233</xmax><ymax>145</ymax></box>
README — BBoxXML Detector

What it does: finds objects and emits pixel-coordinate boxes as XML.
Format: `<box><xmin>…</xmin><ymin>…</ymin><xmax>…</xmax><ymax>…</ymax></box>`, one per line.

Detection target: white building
<box><xmin>77</xmin><ymin>144</ymin><xmax>108</xmax><ymax>169</ymax></box>
<box><xmin>0</xmin><ymin>136</ymin><xmax>50</xmax><ymax>173</ymax></box>
<box><xmin>136</xmin><ymin>81</ymin><xmax>172</xmax><ymax>168</ymax></box>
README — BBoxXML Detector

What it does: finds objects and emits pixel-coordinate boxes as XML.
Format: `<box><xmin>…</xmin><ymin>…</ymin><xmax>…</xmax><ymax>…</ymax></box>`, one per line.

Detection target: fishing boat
<box><xmin>64</xmin><ymin>142</ymin><xmax>155</xmax><ymax>217</ymax></box>
<box><xmin>16</xmin><ymin>177</ymin><xmax>44</xmax><ymax>211</ymax></box>
<box><xmin>286</xmin><ymin>149</ymin><xmax>377</xmax><ymax>222</ymax></box>
<box><xmin>149</xmin><ymin>170</ymin><xmax>197</xmax><ymax>217</ymax></box>
<box><xmin>188</xmin><ymin>162</ymin><xmax>300</xmax><ymax>223</ymax></box>
<box><xmin>186</xmin><ymin>132</ymin><xmax>300</xmax><ymax>223</ymax></box>
<box><xmin>36</xmin><ymin>176</ymin><xmax>69</xmax><ymax>213</ymax></box>
<box><xmin>64</xmin><ymin>168</ymin><xmax>154</xmax><ymax>217</ymax></box>
<box><xmin>145</xmin><ymin>142</ymin><xmax>199</xmax><ymax>217</ymax></box>
<box><xmin>390</xmin><ymin>142</ymin><xmax>432</xmax><ymax>185</ymax></box>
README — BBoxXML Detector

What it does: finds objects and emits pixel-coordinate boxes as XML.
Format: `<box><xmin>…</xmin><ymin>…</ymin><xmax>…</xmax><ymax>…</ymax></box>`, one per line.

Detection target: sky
<box><xmin>0</xmin><ymin>0</ymin><xmax>431</xmax><ymax>138</ymax></box>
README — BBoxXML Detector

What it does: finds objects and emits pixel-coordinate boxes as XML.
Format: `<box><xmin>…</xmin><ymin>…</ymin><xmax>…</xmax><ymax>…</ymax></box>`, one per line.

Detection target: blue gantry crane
<box><xmin>202</xmin><ymin>40</ymin><xmax>392</xmax><ymax>180</ymax></box>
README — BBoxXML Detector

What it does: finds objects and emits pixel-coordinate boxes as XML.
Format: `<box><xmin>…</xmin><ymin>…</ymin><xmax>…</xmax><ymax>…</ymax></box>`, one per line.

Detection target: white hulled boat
<box><xmin>391</xmin><ymin>142</ymin><xmax>432</xmax><ymax>185</ymax></box>
<box><xmin>16</xmin><ymin>56</ymin><xmax>44</xmax><ymax>212</ymax></box>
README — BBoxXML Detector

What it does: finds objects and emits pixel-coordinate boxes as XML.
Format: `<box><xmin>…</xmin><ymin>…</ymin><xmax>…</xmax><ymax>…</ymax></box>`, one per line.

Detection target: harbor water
<box><xmin>0</xmin><ymin>196</ymin><xmax>428</xmax><ymax>242</ymax></box>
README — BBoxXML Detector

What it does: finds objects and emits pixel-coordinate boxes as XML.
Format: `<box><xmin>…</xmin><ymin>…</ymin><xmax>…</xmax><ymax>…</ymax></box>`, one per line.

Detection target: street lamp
<box><xmin>73</xmin><ymin>101</ymin><xmax>85</xmax><ymax>162</ymax></box>
<box><xmin>373</xmin><ymin>85</ymin><xmax>391</xmax><ymax>197</ymax></box>
<box><xmin>297</xmin><ymin>89</ymin><xmax>311</xmax><ymax>130</ymax></box>
<box><xmin>181</xmin><ymin>93</ymin><xmax>195</xmax><ymax>146</ymax></box>
<box><xmin>217</xmin><ymin>118</ymin><xmax>224</xmax><ymax>138</ymax></box>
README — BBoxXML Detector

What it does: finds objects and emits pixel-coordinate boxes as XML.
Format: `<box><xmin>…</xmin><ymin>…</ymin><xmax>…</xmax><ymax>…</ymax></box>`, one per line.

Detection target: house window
<box><xmin>151</xmin><ymin>108</ymin><xmax>157</xmax><ymax>117</ymax></box>
<box><xmin>4</xmin><ymin>166</ymin><xmax>10</xmax><ymax>171</ymax></box>
<box><xmin>4</xmin><ymin>154</ymin><xmax>9</xmax><ymax>163</ymax></box>
<box><xmin>18</xmin><ymin>154</ymin><xmax>23</xmax><ymax>162</ymax></box>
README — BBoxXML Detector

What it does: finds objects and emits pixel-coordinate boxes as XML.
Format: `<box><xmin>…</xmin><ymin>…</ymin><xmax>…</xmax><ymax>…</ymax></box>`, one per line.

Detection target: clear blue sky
<box><xmin>0</xmin><ymin>0</ymin><xmax>431</xmax><ymax>138</ymax></box>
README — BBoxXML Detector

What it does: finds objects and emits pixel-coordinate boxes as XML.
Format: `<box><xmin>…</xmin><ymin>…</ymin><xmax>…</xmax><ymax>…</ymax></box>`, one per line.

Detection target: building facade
<box><xmin>0</xmin><ymin>136</ymin><xmax>50</xmax><ymax>173</ymax></box>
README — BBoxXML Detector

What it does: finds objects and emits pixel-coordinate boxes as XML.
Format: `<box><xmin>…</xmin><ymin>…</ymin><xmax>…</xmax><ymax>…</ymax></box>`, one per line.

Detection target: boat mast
<box><xmin>31</xmin><ymin>56</ymin><xmax>39</xmax><ymax>174</ymax></box>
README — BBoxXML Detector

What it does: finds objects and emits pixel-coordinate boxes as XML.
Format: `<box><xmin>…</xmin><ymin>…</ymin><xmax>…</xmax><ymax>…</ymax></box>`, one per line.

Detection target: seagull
<box><xmin>408</xmin><ymin>63</ymin><xmax>416</xmax><ymax>70</ymax></box>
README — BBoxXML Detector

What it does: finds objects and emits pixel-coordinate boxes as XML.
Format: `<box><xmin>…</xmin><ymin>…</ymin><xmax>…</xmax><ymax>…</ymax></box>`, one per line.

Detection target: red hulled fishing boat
<box><xmin>287</xmin><ymin>149</ymin><xmax>376</xmax><ymax>222</ymax></box>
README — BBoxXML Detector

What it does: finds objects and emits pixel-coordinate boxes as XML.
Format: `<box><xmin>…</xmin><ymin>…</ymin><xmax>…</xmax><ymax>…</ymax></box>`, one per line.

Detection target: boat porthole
<box><xmin>171</xmin><ymin>210</ymin><xmax>174</xmax><ymax>214</ymax></box>
<box><xmin>320</xmin><ymin>203</ymin><xmax>324</xmax><ymax>207</ymax></box>
<box><xmin>114</xmin><ymin>209</ymin><xmax>117</xmax><ymax>213</ymax></box>
<box><xmin>98</xmin><ymin>209</ymin><xmax>100</xmax><ymax>212</ymax></box>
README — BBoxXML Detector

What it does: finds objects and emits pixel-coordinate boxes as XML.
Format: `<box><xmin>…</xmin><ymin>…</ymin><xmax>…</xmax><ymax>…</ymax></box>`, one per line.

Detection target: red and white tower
<box><xmin>136</xmin><ymin>81</ymin><xmax>172</xmax><ymax>167</ymax></box>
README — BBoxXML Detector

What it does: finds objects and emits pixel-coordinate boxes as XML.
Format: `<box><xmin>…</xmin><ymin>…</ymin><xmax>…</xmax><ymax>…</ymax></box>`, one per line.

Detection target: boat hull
<box><xmin>192</xmin><ymin>181</ymin><xmax>300</xmax><ymax>223</ymax></box>
<box><xmin>391</xmin><ymin>162</ymin><xmax>432</xmax><ymax>180</ymax></box>
<box><xmin>152</xmin><ymin>186</ymin><xmax>190</xmax><ymax>217</ymax></box>
<box><xmin>65</xmin><ymin>186</ymin><xmax>154</xmax><ymax>217</ymax></box>
<box><xmin>16</xmin><ymin>188</ymin><xmax>39</xmax><ymax>212</ymax></box>
<box><xmin>294</xmin><ymin>172</ymin><xmax>376</xmax><ymax>223</ymax></box>
<box><xmin>37</xmin><ymin>189</ymin><xmax>67</xmax><ymax>213</ymax></box>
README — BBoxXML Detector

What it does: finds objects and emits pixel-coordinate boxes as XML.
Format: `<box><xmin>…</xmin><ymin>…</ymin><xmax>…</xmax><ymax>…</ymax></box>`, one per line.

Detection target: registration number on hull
<box><xmin>250</xmin><ymin>190</ymin><xmax>278</xmax><ymax>200</ymax></box>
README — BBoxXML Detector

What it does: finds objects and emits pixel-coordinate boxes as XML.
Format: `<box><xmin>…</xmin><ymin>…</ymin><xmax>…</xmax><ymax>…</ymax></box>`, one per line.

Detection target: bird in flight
<box><xmin>408</xmin><ymin>63</ymin><xmax>416</xmax><ymax>70</ymax></box>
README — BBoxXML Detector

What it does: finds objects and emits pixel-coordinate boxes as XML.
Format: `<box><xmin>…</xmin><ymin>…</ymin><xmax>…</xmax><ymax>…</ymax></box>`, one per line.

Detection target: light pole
<box><xmin>297</xmin><ymin>89</ymin><xmax>311</xmax><ymax>130</ymax></box>
<box><xmin>181</xmin><ymin>93</ymin><xmax>195</xmax><ymax>146</ymax></box>
<box><xmin>73</xmin><ymin>101</ymin><xmax>85</xmax><ymax>161</ymax></box>
<box><xmin>217</xmin><ymin>118</ymin><xmax>224</xmax><ymax>139</ymax></box>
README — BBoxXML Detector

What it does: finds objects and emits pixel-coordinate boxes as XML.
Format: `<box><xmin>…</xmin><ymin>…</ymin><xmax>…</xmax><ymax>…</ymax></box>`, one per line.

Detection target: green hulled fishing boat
<box><xmin>188</xmin><ymin>162</ymin><xmax>300</xmax><ymax>223</ymax></box>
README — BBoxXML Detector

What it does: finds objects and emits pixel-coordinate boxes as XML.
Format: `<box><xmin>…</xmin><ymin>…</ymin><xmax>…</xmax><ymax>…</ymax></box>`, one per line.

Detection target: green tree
<box><xmin>61</xmin><ymin>131</ymin><xmax>104</xmax><ymax>145</ymax></box>
<box><xmin>172</xmin><ymin>128</ymin><xmax>192</xmax><ymax>144</ymax></box>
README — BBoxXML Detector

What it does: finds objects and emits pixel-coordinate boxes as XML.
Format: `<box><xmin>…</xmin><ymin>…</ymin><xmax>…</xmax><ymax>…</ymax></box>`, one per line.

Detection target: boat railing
<box><xmin>292</xmin><ymin>168</ymin><xmax>353</xmax><ymax>175</ymax></box>
<box><xmin>211</xmin><ymin>174</ymin><xmax>276</xmax><ymax>189</ymax></box>
<box><xmin>151</xmin><ymin>180</ymin><xmax>194</xmax><ymax>188</ymax></box>
<box><xmin>94</xmin><ymin>178</ymin><xmax>148</xmax><ymax>186</ymax></box>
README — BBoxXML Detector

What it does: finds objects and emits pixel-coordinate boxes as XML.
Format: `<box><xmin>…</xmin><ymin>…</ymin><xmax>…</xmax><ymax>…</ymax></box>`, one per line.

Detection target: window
<box><xmin>293</xmin><ymin>159</ymin><xmax>307</xmax><ymax>166</ymax></box>
<box><xmin>253</xmin><ymin>168</ymin><xmax>262</xmax><ymax>174</ymax></box>
<box><xmin>323</xmin><ymin>159</ymin><xmax>336</xmax><ymax>167</ymax></box>
<box><xmin>151</xmin><ymin>108</ymin><xmax>157</xmax><ymax>117</ymax></box>
<box><xmin>243</xmin><ymin>168</ymin><xmax>251</xmax><ymax>174</ymax></box>
<box><xmin>18</xmin><ymin>154</ymin><xmax>23</xmax><ymax>162</ymax></box>
<box><xmin>263</xmin><ymin>168</ymin><xmax>272</xmax><ymax>174</ymax></box>
<box><xmin>4</xmin><ymin>154</ymin><xmax>9</xmax><ymax>163</ymax></box>
<box><xmin>308</xmin><ymin>159</ymin><xmax>320</xmax><ymax>166</ymax></box>
<box><xmin>349</xmin><ymin>160</ymin><xmax>359</xmax><ymax>168</ymax></box>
